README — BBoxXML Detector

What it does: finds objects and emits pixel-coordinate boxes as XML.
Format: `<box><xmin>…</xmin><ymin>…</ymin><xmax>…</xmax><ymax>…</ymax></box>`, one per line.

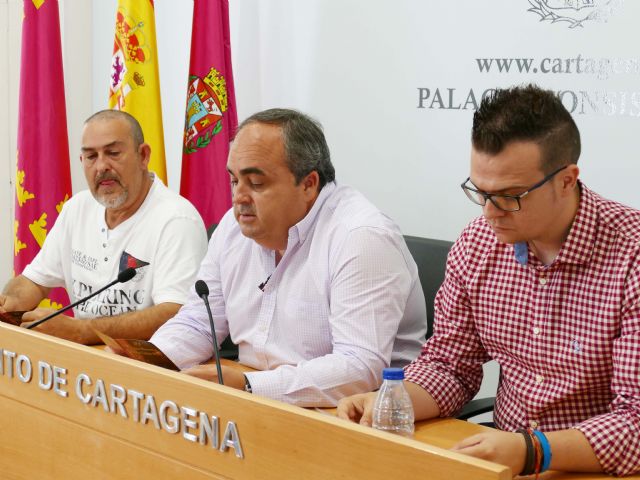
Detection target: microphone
<box><xmin>258</xmin><ymin>274</ymin><xmax>271</xmax><ymax>292</ymax></box>
<box><xmin>26</xmin><ymin>267</ymin><xmax>137</xmax><ymax>330</ymax></box>
<box><xmin>195</xmin><ymin>280</ymin><xmax>224</xmax><ymax>385</ymax></box>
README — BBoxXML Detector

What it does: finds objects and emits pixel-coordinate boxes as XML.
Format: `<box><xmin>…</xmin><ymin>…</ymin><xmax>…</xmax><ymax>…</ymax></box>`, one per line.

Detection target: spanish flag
<box><xmin>108</xmin><ymin>0</ymin><xmax>167</xmax><ymax>184</ymax></box>
<box><xmin>15</xmin><ymin>0</ymin><xmax>72</xmax><ymax>309</ymax></box>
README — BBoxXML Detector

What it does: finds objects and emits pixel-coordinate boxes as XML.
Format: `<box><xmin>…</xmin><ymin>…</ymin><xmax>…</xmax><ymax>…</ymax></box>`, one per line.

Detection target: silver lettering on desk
<box><xmin>53</xmin><ymin>366</ymin><xmax>68</xmax><ymax>397</ymax></box>
<box><xmin>16</xmin><ymin>354</ymin><xmax>32</xmax><ymax>383</ymax></box>
<box><xmin>75</xmin><ymin>373</ymin><xmax>91</xmax><ymax>403</ymax></box>
<box><xmin>0</xmin><ymin>359</ymin><xmax>245</xmax><ymax>460</ymax></box>
<box><xmin>90</xmin><ymin>379</ymin><xmax>109</xmax><ymax>411</ymax></box>
<box><xmin>199</xmin><ymin>413</ymin><xmax>219</xmax><ymax>448</ymax></box>
<box><xmin>3</xmin><ymin>350</ymin><xmax>16</xmax><ymax>378</ymax></box>
<box><xmin>159</xmin><ymin>400</ymin><xmax>180</xmax><ymax>434</ymax></box>
<box><xmin>141</xmin><ymin>394</ymin><xmax>161</xmax><ymax>429</ymax></box>
<box><xmin>128</xmin><ymin>389</ymin><xmax>144</xmax><ymax>422</ymax></box>
<box><xmin>220</xmin><ymin>421</ymin><xmax>244</xmax><ymax>459</ymax></box>
<box><xmin>109</xmin><ymin>384</ymin><xmax>127</xmax><ymax>418</ymax></box>
<box><xmin>38</xmin><ymin>361</ymin><xmax>53</xmax><ymax>390</ymax></box>
<box><xmin>181</xmin><ymin>406</ymin><xmax>198</xmax><ymax>442</ymax></box>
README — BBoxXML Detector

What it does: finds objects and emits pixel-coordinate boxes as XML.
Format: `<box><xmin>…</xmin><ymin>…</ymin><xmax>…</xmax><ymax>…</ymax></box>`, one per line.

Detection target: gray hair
<box><xmin>85</xmin><ymin>110</ymin><xmax>145</xmax><ymax>148</ymax></box>
<box><xmin>236</xmin><ymin>108</ymin><xmax>336</xmax><ymax>188</ymax></box>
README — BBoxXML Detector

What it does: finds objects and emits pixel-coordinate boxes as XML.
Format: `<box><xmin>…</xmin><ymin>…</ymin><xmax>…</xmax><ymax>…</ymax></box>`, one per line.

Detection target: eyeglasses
<box><xmin>461</xmin><ymin>165</ymin><xmax>568</xmax><ymax>212</ymax></box>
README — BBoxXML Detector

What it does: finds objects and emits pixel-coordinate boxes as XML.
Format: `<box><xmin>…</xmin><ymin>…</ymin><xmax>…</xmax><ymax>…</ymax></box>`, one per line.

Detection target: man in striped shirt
<box><xmin>338</xmin><ymin>85</ymin><xmax>640</xmax><ymax>476</ymax></box>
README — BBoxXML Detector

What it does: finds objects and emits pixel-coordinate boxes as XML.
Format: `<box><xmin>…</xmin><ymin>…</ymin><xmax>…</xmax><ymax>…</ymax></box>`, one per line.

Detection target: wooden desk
<box><xmin>221</xmin><ymin>358</ymin><xmax>639</xmax><ymax>479</ymax></box>
<box><xmin>3</xmin><ymin>330</ymin><xmax>635</xmax><ymax>479</ymax></box>
<box><xmin>0</xmin><ymin>324</ymin><xmax>509</xmax><ymax>480</ymax></box>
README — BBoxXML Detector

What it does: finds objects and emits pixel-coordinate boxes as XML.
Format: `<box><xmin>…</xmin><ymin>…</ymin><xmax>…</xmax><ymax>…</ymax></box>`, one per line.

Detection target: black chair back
<box><xmin>403</xmin><ymin>235</ymin><xmax>453</xmax><ymax>339</ymax></box>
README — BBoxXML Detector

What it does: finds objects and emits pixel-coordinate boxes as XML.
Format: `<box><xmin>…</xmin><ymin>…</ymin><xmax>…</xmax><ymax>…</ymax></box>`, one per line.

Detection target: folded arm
<box><xmin>22</xmin><ymin>302</ymin><xmax>182</xmax><ymax>344</ymax></box>
<box><xmin>0</xmin><ymin>275</ymin><xmax>50</xmax><ymax>313</ymax></box>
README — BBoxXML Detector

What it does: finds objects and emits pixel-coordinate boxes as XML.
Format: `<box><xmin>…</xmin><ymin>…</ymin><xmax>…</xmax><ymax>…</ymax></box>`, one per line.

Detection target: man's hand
<box><xmin>337</xmin><ymin>392</ymin><xmax>378</xmax><ymax>426</ymax></box>
<box><xmin>21</xmin><ymin>308</ymin><xmax>95</xmax><ymax>344</ymax></box>
<box><xmin>181</xmin><ymin>364</ymin><xmax>246</xmax><ymax>390</ymax></box>
<box><xmin>0</xmin><ymin>294</ymin><xmax>20</xmax><ymax>314</ymax></box>
<box><xmin>451</xmin><ymin>430</ymin><xmax>526</xmax><ymax>476</ymax></box>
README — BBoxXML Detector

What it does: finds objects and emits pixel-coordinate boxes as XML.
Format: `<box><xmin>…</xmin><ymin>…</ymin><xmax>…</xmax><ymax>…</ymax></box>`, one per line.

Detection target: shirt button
<box><xmin>104</xmin><ymin>257</ymin><xmax>108</xmax><ymax>262</ymax></box>
<box><xmin>530</xmin><ymin>420</ymin><xmax>539</xmax><ymax>429</ymax></box>
<box><xmin>101</xmin><ymin>228</ymin><xmax>105</xmax><ymax>233</ymax></box>
<box><xmin>533</xmin><ymin>327</ymin><xmax>541</xmax><ymax>335</ymax></box>
<box><xmin>539</xmin><ymin>277</ymin><xmax>548</xmax><ymax>285</ymax></box>
<box><xmin>535</xmin><ymin>374</ymin><xmax>544</xmax><ymax>384</ymax></box>
<box><xmin>102</xmin><ymin>243</ymin><xmax>107</xmax><ymax>248</ymax></box>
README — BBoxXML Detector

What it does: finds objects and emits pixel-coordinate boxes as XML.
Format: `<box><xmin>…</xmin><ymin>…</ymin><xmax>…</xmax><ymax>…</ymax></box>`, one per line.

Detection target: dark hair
<box><xmin>236</xmin><ymin>108</ymin><xmax>336</xmax><ymax>188</ymax></box>
<box><xmin>472</xmin><ymin>84</ymin><xmax>581</xmax><ymax>173</ymax></box>
<box><xmin>85</xmin><ymin>110</ymin><xmax>145</xmax><ymax>148</ymax></box>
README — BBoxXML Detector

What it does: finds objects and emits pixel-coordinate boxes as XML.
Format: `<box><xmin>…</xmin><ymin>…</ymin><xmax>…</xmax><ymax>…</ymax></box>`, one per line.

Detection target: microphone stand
<box><xmin>195</xmin><ymin>280</ymin><xmax>224</xmax><ymax>385</ymax></box>
<box><xmin>26</xmin><ymin>267</ymin><xmax>137</xmax><ymax>329</ymax></box>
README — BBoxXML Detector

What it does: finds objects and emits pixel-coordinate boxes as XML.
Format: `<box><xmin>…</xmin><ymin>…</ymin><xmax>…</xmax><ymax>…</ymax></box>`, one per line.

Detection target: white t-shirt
<box><xmin>23</xmin><ymin>175</ymin><xmax>208</xmax><ymax>318</ymax></box>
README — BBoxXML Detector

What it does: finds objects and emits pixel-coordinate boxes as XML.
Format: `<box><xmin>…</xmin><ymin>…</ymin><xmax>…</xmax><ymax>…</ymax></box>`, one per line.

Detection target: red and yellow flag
<box><xmin>108</xmin><ymin>0</ymin><xmax>167</xmax><ymax>183</ymax></box>
<box><xmin>180</xmin><ymin>0</ymin><xmax>238</xmax><ymax>227</ymax></box>
<box><xmin>15</xmin><ymin>0</ymin><xmax>72</xmax><ymax>309</ymax></box>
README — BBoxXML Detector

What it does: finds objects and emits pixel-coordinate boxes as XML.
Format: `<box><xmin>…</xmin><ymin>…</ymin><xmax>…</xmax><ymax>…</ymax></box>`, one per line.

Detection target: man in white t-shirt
<box><xmin>0</xmin><ymin>110</ymin><xmax>208</xmax><ymax>344</ymax></box>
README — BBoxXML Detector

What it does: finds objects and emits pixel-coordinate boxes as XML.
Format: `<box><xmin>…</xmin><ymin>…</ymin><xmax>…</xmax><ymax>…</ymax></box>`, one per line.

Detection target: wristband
<box><xmin>517</xmin><ymin>429</ymin><xmax>535</xmax><ymax>476</ymax></box>
<box><xmin>532</xmin><ymin>430</ymin><xmax>552</xmax><ymax>473</ymax></box>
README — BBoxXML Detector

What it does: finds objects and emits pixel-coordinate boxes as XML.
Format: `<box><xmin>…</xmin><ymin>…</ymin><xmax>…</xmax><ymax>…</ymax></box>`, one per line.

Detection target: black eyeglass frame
<box><xmin>461</xmin><ymin>165</ymin><xmax>569</xmax><ymax>212</ymax></box>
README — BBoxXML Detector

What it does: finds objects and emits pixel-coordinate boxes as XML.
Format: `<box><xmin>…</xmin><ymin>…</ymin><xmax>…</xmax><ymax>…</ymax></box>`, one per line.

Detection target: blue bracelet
<box><xmin>532</xmin><ymin>430</ymin><xmax>552</xmax><ymax>472</ymax></box>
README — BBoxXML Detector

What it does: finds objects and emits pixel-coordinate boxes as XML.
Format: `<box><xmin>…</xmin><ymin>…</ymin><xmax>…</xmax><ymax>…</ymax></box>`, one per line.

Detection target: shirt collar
<box><xmin>554</xmin><ymin>181</ymin><xmax>597</xmax><ymax>266</ymax></box>
<box><xmin>512</xmin><ymin>181</ymin><xmax>597</xmax><ymax>267</ymax></box>
<box><xmin>288</xmin><ymin>181</ymin><xmax>336</xmax><ymax>246</ymax></box>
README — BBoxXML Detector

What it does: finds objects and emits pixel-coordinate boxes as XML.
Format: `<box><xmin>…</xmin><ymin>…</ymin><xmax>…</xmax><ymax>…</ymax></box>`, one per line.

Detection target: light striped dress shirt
<box><xmin>151</xmin><ymin>182</ymin><xmax>427</xmax><ymax>406</ymax></box>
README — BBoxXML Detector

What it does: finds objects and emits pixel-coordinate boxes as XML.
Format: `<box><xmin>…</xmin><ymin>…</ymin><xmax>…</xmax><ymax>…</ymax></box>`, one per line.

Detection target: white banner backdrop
<box><xmin>87</xmin><ymin>0</ymin><xmax>639</xmax><ymax>243</ymax></box>
<box><xmin>228</xmin><ymin>0</ymin><xmax>640</xmax><ymax>241</ymax></box>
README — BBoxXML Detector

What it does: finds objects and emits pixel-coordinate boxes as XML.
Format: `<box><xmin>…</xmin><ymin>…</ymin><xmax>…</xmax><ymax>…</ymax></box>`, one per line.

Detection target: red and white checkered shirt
<box><xmin>405</xmin><ymin>183</ymin><xmax>640</xmax><ymax>475</ymax></box>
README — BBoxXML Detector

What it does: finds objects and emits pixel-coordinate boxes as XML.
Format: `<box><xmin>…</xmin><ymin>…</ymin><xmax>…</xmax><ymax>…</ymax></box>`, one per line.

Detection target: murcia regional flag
<box><xmin>15</xmin><ymin>0</ymin><xmax>72</xmax><ymax>309</ymax></box>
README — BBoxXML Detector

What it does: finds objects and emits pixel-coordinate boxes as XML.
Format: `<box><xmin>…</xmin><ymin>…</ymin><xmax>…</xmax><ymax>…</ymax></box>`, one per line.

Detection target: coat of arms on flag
<box><xmin>109</xmin><ymin>7</ymin><xmax>151</xmax><ymax>110</ymax></box>
<box><xmin>183</xmin><ymin>67</ymin><xmax>230</xmax><ymax>154</ymax></box>
<box><xmin>108</xmin><ymin>0</ymin><xmax>167</xmax><ymax>184</ymax></box>
<box><xmin>179</xmin><ymin>0</ymin><xmax>237</xmax><ymax>227</ymax></box>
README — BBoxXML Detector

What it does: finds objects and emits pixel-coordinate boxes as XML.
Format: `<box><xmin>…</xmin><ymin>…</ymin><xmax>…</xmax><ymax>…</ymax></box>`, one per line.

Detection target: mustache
<box><xmin>95</xmin><ymin>172</ymin><xmax>121</xmax><ymax>186</ymax></box>
<box><xmin>234</xmin><ymin>206</ymin><xmax>256</xmax><ymax>215</ymax></box>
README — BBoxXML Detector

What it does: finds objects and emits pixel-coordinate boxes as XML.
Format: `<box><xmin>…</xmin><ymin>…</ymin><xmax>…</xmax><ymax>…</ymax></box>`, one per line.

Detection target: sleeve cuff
<box><xmin>574</xmin><ymin>413</ymin><xmax>640</xmax><ymax>476</ymax></box>
<box><xmin>404</xmin><ymin>362</ymin><xmax>471</xmax><ymax>417</ymax></box>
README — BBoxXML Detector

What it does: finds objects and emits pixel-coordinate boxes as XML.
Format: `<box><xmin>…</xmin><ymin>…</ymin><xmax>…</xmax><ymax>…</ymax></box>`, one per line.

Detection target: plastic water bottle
<box><xmin>372</xmin><ymin>367</ymin><xmax>415</xmax><ymax>437</ymax></box>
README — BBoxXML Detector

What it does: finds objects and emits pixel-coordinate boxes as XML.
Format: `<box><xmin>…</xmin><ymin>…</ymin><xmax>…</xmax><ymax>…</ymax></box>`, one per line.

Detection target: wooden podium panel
<box><xmin>0</xmin><ymin>324</ymin><xmax>509</xmax><ymax>480</ymax></box>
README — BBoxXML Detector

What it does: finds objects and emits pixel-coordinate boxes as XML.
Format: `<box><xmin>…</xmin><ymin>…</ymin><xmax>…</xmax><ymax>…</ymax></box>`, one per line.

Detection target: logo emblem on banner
<box><xmin>528</xmin><ymin>0</ymin><xmax>623</xmax><ymax>28</ymax></box>
<box><xmin>183</xmin><ymin>67</ymin><xmax>230</xmax><ymax>154</ymax></box>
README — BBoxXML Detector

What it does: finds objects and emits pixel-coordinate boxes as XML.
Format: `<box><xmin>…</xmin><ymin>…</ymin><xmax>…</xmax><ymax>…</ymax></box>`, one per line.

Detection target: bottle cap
<box><xmin>382</xmin><ymin>367</ymin><xmax>405</xmax><ymax>380</ymax></box>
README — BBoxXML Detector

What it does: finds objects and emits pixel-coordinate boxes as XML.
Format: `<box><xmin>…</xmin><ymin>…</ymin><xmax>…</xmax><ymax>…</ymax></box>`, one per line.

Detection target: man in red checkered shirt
<box><xmin>338</xmin><ymin>84</ymin><xmax>640</xmax><ymax>476</ymax></box>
